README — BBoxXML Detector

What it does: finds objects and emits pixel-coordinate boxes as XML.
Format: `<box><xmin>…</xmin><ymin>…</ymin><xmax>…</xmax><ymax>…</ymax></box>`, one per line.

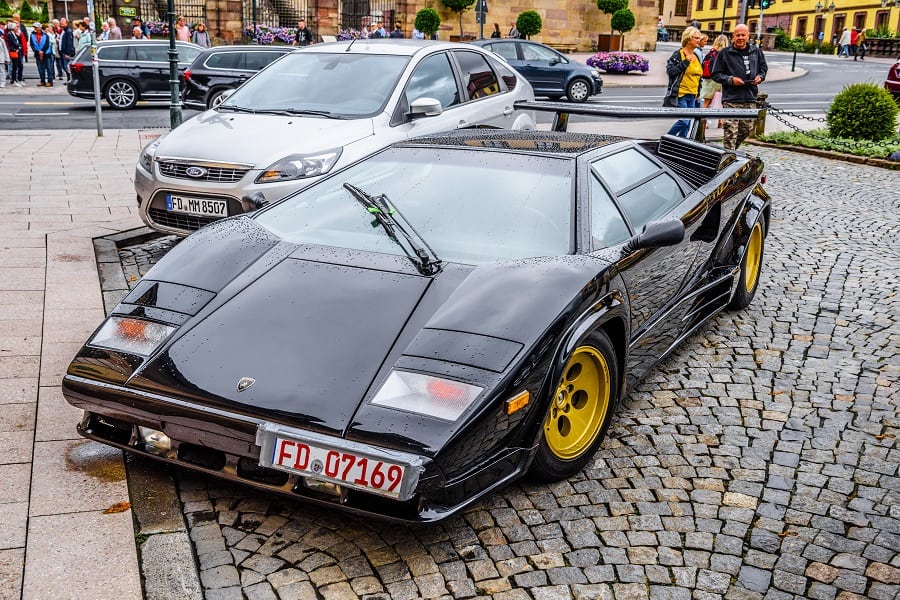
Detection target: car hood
<box><xmin>157</xmin><ymin>111</ymin><xmax>375</xmax><ymax>167</ymax></box>
<box><xmin>123</xmin><ymin>218</ymin><xmax>609</xmax><ymax>445</ymax></box>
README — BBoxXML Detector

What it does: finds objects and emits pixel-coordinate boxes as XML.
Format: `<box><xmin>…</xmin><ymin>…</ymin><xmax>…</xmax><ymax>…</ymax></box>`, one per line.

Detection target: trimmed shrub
<box><xmin>39</xmin><ymin>1</ymin><xmax>48</xmax><ymax>23</ymax></box>
<box><xmin>414</xmin><ymin>7</ymin><xmax>441</xmax><ymax>38</ymax></box>
<box><xmin>516</xmin><ymin>10</ymin><xmax>542</xmax><ymax>39</ymax></box>
<box><xmin>441</xmin><ymin>0</ymin><xmax>475</xmax><ymax>36</ymax></box>
<box><xmin>610</xmin><ymin>8</ymin><xmax>634</xmax><ymax>35</ymax></box>
<box><xmin>827</xmin><ymin>83</ymin><xmax>899</xmax><ymax>141</ymax></box>
<box><xmin>19</xmin><ymin>1</ymin><xmax>35</xmax><ymax>21</ymax></box>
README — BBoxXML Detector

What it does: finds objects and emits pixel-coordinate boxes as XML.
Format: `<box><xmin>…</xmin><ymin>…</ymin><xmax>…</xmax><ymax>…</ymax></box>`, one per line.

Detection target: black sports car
<box><xmin>63</xmin><ymin>128</ymin><xmax>770</xmax><ymax>522</ymax></box>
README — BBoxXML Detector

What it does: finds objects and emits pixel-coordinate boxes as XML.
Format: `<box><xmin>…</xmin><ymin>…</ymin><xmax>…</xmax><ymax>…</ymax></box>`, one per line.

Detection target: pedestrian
<box><xmin>29</xmin><ymin>21</ymin><xmax>52</xmax><ymax>86</ymax></box>
<box><xmin>11</xmin><ymin>13</ymin><xmax>27</xmax><ymax>68</ymax></box>
<box><xmin>58</xmin><ymin>18</ymin><xmax>74</xmax><ymax>80</ymax></box>
<box><xmin>369</xmin><ymin>23</ymin><xmax>383</xmax><ymax>39</ymax></box>
<box><xmin>174</xmin><ymin>16</ymin><xmax>190</xmax><ymax>42</ymax></box>
<box><xmin>389</xmin><ymin>22</ymin><xmax>404</xmax><ymax>38</ymax></box>
<box><xmin>849</xmin><ymin>27</ymin><xmax>859</xmax><ymax>60</ymax></box>
<box><xmin>76</xmin><ymin>20</ymin><xmax>92</xmax><ymax>53</ymax></box>
<box><xmin>700</xmin><ymin>34</ymin><xmax>729</xmax><ymax>109</ymax></box>
<box><xmin>99</xmin><ymin>21</ymin><xmax>110</xmax><ymax>41</ymax></box>
<box><xmin>294</xmin><ymin>18</ymin><xmax>314</xmax><ymax>46</ymax></box>
<box><xmin>411</xmin><ymin>27</ymin><xmax>425</xmax><ymax>40</ymax></box>
<box><xmin>192</xmin><ymin>22</ymin><xmax>210</xmax><ymax>47</ymax></box>
<box><xmin>711</xmin><ymin>23</ymin><xmax>768</xmax><ymax>150</ymax></box>
<box><xmin>131</xmin><ymin>26</ymin><xmax>144</xmax><ymax>40</ymax></box>
<box><xmin>491</xmin><ymin>23</ymin><xmax>501</xmax><ymax>38</ymax></box>
<box><xmin>856</xmin><ymin>29</ymin><xmax>866</xmax><ymax>61</ymax></box>
<box><xmin>837</xmin><ymin>27</ymin><xmax>850</xmax><ymax>58</ymax></box>
<box><xmin>507</xmin><ymin>22</ymin><xmax>519</xmax><ymax>38</ymax></box>
<box><xmin>107</xmin><ymin>18</ymin><xmax>123</xmax><ymax>40</ymax></box>
<box><xmin>43</xmin><ymin>24</ymin><xmax>56</xmax><ymax>85</ymax></box>
<box><xmin>375</xmin><ymin>21</ymin><xmax>386</xmax><ymax>37</ymax></box>
<box><xmin>5</xmin><ymin>21</ymin><xmax>24</xmax><ymax>86</ymax></box>
<box><xmin>131</xmin><ymin>17</ymin><xmax>150</xmax><ymax>39</ymax></box>
<box><xmin>664</xmin><ymin>26</ymin><xmax>704</xmax><ymax>138</ymax></box>
<box><xmin>0</xmin><ymin>22</ymin><xmax>8</xmax><ymax>88</ymax></box>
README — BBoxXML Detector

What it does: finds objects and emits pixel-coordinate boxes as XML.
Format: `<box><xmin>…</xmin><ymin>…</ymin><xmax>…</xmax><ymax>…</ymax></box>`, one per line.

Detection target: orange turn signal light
<box><xmin>505</xmin><ymin>391</ymin><xmax>530</xmax><ymax>415</ymax></box>
<box><xmin>117</xmin><ymin>318</ymin><xmax>148</xmax><ymax>340</ymax></box>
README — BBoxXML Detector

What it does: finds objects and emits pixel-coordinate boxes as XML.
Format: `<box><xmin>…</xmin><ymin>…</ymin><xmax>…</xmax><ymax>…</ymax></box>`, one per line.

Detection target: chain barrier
<box><xmin>763</xmin><ymin>103</ymin><xmax>900</xmax><ymax>152</ymax></box>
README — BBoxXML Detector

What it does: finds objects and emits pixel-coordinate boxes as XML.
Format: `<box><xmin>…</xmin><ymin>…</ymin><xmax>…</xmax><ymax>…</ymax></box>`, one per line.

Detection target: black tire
<box><xmin>207</xmin><ymin>88</ymin><xmax>232</xmax><ymax>109</ymax></box>
<box><xmin>728</xmin><ymin>219</ymin><xmax>765</xmax><ymax>310</ymax></box>
<box><xmin>565</xmin><ymin>78</ymin><xmax>591</xmax><ymax>103</ymax></box>
<box><xmin>104</xmin><ymin>79</ymin><xmax>138</xmax><ymax>110</ymax></box>
<box><xmin>529</xmin><ymin>330</ymin><xmax>619</xmax><ymax>482</ymax></box>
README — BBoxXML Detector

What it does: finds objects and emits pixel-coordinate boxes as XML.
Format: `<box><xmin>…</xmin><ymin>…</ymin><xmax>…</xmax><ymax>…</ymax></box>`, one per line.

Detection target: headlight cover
<box><xmin>89</xmin><ymin>317</ymin><xmax>176</xmax><ymax>357</ymax></box>
<box><xmin>370</xmin><ymin>370</ymin><xmax>483</xmax><ymax>421</ymax></box>
<box><xmin>256</xmin><ymin>149</ymin><xmax>343</xmax><ymax>183</ymax></box>
<box><xmin>590</xmin><ymin>69</ymin><xmax>601</xmax><ymax>79</ymax></box>
<box><xmin>138</xmin><ymin>137</ymin><xmax>162</xmax><ymax>171</ymax></box>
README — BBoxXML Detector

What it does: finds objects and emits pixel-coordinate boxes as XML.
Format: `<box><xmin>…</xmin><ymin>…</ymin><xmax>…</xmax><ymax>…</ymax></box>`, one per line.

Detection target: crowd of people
<box><xmin>665</xmin><ymin>23</ymin><xmax>768</xmax><ymax>150</ymax></box>
<box><xmin>835</xmin><ymin>26</ymin><xmax>867</xmax><ymax>61</ymax></box>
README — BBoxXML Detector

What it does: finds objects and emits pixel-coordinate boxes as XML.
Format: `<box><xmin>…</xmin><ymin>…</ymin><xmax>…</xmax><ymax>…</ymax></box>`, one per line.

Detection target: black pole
<box><xmin>167</xmin><ymin>0</ymin><xmax>182</xmax><ymax>128</ymax></box>
<box><xmin>252</xmin><ymin>0</ymin><xmax>258</xmax><ymax>43</ymax></box>
<box><xmin>720</xmin><ymin>1</ymin><xmax>727</xmax><ymax>34</ymax></box>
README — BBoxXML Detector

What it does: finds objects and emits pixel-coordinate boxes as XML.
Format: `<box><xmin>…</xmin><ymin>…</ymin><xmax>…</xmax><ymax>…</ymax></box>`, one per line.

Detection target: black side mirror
<box><xmin>622</xmin><ymin>220</ymin><xmax>685</xmax><ymax>256</ymax></box>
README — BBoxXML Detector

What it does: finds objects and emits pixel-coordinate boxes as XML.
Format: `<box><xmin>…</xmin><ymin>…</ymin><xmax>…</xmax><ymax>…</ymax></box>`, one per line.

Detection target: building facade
<box><xmin>47</xmin><ymin>0</ymin><xmax>663</xmax><ymax>51</ymax></box>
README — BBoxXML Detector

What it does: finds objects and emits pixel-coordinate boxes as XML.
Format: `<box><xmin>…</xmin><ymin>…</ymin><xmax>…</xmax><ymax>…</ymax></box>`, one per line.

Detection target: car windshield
<box><xmin>220</xmin><ymin>52</ymin><xmax>410</xmax><ymax>117</ymax></box>
<box><xmin>255</xmin><ymin>147</ymin><xmax>573</xmax><ymax>264</ymax></box>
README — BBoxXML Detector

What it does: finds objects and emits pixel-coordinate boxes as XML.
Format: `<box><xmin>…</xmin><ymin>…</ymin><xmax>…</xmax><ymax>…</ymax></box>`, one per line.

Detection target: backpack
<box><xmin>702</xmin><ymin>49</ymin><xmax>717</xmax><ymax>79</ymax></box>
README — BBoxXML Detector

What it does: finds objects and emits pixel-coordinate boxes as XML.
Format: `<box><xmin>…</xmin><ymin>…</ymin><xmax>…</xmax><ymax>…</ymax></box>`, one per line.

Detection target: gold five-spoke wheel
<box><xmin>744</xmin><ymin>221</ymin><xmax>764</xmax><ymax>293</ymax></box>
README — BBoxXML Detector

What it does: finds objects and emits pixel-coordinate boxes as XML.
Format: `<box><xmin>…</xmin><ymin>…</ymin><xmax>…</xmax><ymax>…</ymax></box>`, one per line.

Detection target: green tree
<box><xmin>38</xmin><ymin>1</ymin><xmax>48</xmax><ymax>23</ymax></box>
<box><xmin>19</xmin><ymin>1</ymin><xmax>35</xmax><ymax>22</ymax></box>
<box><xmin>0</xmin><ymin>0</ymin><xmax>12</xmax><ymax>18</ymax></box>
<box><xmin>610</xmin><ymin>7</ymin><xmax>634</xmax><ymax>46</ymax></box>
<box><xmin>597</xmin><ymin>0</ymin><xmax>628</xmax><ymax>35</ymax></box>
<box><xmin>441</xmin><ymin>0</ymin><xmax>475</xmax><ymax>37</ymax></box>
<box><xmin>827</xmin><ymin>83</ymin><xmax>899</xmax><ymax>141</ymax></box>
<box><xmin>414</xmin><ymin>7</ymin><xmax>441</xmax><ymax>39</ymax></box>
<box><xmin>516</xmin><ymin>11</ymin><xmax>542</xmax><ymax>40</ymax></box>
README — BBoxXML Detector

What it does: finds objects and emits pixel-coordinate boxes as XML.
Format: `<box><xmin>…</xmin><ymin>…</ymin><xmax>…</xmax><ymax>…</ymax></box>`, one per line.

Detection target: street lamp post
<box><xmin>720</xmin><ymin>1</ymin><xmax>727</xmax><ymax>34</ymax></box>
<box><xmin>167</xmin><ymin>0</ymin><xmax>182</xmax><ymax>128</ymax></box>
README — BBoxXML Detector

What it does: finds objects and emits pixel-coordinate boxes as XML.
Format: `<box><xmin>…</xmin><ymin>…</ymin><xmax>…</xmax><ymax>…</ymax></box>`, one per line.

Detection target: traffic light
<box><xmin>748</xmin><ymin>0</ymin><xmax>756</xmax><ymax>8</ymax></box>
<box><xmin>760</xmin><ymin>0</ymin><xmax>775</xmax><ymax>8</ymax></box>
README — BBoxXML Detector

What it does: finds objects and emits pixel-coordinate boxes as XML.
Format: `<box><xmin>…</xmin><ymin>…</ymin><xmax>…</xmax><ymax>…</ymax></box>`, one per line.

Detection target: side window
<box><xmin>522</xmin><ymin>43</ymin><xmax>560</xmax><ymax>62</ymax></box>
<box><xmin>453</xmin><ymin>51</ymin><xmax>501</xmax><ymax>100</ymax></box>
<box><xmin>591</xmin><ymin>176</ymin><xmax>631</xmax><ymax>248</ymax></box>
<box><xmin>98</xmin><ymin>46</ymin><xmax>128</xmax><ymax>61</ymax></box>
<box><xmin>134</xmin><ymin>45</ymin><xmax>167</xmax><ymax>63</ymax></box>
<box><xmin>404</xmin><ymin>53</ymin><xmax>459</xmax><ymax>110</ymax></box>
<box><xmin>616</xmin><ymin>173</ymin><xmax>685</xmax><ymax>230</ymax></box>
<box><xmin>246</xmin><ymin>51</ymin><xmax>285</xmax><ymax>70</ymax></box>
<box><xmin>593</xmin><ymin>149</ymin><xmax>659</xmax><ymax>192</ymax></box>
<box><xmin>205</xmin><ymin>52</ymin><xmax>240</xmax><ymax>70</ymax></box>
<box><xmin>489</xmin><ymin>58</ymin><xmax>518</xmax><ymax>91</ymax></box>
<box><xmin>490</xmin><ymin>42</ymin><xmax>518</xmax><ymax>61</ymax></box>
<box><xmin>178</xmin><ymin>45</ymin><xmax>203</xmax><ymax>63</ymax></box>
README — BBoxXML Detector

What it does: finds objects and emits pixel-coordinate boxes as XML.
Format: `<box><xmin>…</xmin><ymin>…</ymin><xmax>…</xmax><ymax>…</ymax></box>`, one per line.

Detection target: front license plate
<box><xmin>268</xmin><ymin>435</ymin><xmax>407</xmax><ymax>499</ymax></box>
<box><xmin>165</xmin><ymin>194</ymin><xmax>227</xmax><ymax>218</ymax></box>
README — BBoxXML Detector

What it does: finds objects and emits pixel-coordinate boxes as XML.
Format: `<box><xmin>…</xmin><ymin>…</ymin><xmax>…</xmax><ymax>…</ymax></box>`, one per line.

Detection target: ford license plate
<box><xmin>166</xmin><ymin>194</ymin><xmax>227</xmax><ymax>218</ymax></box>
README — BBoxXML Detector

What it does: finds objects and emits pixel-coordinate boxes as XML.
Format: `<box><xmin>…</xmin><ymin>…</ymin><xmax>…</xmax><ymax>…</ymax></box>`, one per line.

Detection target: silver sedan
<box><xmin>136</xmin><ymin>40</ymin><xmax>536</xmax><ymax>236</ymax></box>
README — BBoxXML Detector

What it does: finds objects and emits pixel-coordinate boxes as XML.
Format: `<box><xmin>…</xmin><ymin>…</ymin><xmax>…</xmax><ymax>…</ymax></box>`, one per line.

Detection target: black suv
<box><xmin>67</xmin><ymin>40</ymin><xmax>203</xmax><ymax>109</ymax></box>
<box><xmin>182</xmin><ymin>45</ymin><xmax>295</xmax><ymax>110</ymax></box>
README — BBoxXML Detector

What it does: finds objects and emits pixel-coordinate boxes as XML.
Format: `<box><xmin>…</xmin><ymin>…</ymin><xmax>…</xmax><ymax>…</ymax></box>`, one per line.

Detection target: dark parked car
<box><xmin>63</xmin><ymin>127</ymin><xmax>770</xmax><ymax>522</ymax></box>
<box><xmin>67</xmin><ymin>40</ymin><xmax>203</xmax><ymax>109</ymax></box>
<box><xmin>885</xmin><ymin>56</ymin><xmax>900</xmax><ymax>101</ymax></box>
<box><xmin>472</xmin><ymin>39</ymin><xmax>602</xmax><ymax>102</ymax></box>
<box><xmin>182</xmin><ymin>45</ymin><xmax>295</xmax><ymax>110</ymax></box>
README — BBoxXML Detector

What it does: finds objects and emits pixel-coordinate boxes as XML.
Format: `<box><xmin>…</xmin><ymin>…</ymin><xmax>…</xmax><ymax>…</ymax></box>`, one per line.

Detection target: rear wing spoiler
<box><xmin>514</xmin><ymin>100</ymin><xmax>763</xmax><ymax>142</ymax></box>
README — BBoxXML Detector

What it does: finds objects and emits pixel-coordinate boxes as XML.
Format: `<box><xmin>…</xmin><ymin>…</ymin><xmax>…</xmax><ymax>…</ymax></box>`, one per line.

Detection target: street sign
<box><xmin>476</xmin><ymin>0</ymin><xmax>488</xmax><ymax>14</ymax></box>
<box><xmin>476</xmin><ymin>12</ymin><xmax>485</xmax><ymax>24</ymax></box>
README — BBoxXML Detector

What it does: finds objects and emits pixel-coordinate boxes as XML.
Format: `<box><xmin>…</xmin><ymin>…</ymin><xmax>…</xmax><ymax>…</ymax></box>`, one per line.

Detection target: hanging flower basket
<box><xmin>586</xmin><ymin>52</ymin><xmax>649</xmax><ymax>74</ymax></box>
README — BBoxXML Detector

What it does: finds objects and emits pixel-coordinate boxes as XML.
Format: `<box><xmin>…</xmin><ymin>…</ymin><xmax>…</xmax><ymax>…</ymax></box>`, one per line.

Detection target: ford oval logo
<box><xmin>185</xmin><ymin>166</ymin><xmax>208</xmax><ymax>178</ymax></box>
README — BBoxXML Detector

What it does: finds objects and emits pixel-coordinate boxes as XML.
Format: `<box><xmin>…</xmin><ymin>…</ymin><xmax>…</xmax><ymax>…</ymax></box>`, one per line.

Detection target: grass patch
<box><xmin>759</xmin><ymin>129</ymin><xmax>900</xmax><ymax>159</ymax></box>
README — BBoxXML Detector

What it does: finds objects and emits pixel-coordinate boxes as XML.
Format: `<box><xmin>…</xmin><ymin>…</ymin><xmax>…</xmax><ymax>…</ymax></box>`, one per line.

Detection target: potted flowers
<box><xmin>586</xmin><ymin>52</ymin><xmax>649</xmax><ymax>74</ymax></box>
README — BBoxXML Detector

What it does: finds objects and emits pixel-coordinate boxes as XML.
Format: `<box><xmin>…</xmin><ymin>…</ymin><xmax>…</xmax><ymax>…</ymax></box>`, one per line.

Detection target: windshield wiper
<box><xmin>258</xmin><ymin>108</ymin><xmax>345</xmax><ymax>119</ymax></box>
<box><xmin>343</xmin><ymin>183</ymin><xmax>441</xmax><ymax>276</ymax></box>
<box><xmin>217</xmin><ymin>105</ymin><xmax>257</xmax><ymax>113</ymax></box>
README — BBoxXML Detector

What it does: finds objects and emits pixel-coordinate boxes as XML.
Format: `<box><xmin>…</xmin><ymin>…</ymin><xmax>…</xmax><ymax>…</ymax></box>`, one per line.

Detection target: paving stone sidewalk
<box><xmin>116</xmin><ymin>146</ymin><xmax>899</xmax><ymax>600</ymax></box>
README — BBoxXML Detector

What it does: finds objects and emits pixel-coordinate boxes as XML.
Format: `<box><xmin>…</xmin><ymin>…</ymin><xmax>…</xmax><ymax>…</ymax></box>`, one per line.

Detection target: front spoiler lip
<box><xmin>62</xmin><ymin>374</ymin><xmax>529</xmax><ymax>522</ymax></box>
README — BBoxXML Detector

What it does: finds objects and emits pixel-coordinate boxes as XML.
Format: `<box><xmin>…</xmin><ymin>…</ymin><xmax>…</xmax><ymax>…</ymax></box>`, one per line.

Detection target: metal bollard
<box><xmin>791</xmin><ymin>49</ymin><xmax>797</xmax><ymax>72</ymax></box>
<box><xmin>753</xmin><ymin>93</ymin><xmax>768</xmax><ymax>138</ymax></box>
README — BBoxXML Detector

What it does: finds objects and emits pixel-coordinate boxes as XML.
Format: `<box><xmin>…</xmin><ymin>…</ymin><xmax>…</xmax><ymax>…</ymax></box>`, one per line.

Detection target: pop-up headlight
<box><xmin>89</xmin><ymin>317</ymin><xmax>176</xmax><ymax>357</ymax></box>
<box><xmin>371</xmin><ymin>370</ymin><xmax>483</xmax><ymax>421</ymax></box>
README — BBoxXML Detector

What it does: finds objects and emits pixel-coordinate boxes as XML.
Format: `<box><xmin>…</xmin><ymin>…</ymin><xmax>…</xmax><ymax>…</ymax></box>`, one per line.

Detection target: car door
<box><xmin>131</xmin><ymin>44</ymin><xmax>170</xmax><ymax>97</ymax></box>
<box><xmin>448</xmin><ymin>50</ymin><xmax>515</xmax><ymax>129</ymax></box>
<box><xmin>391</xmin><ymin>51</ymin><xmax>466</xmax><ymax>137</ymax></box>
<box><xmin>518</xmin><ymin>42</ymin><xmax>567</xmax><ymax>96</ymax></box>
<box><xmin>590</xmin><ymin>147</ymin><xmax>708</xmax><ymax>376</ymax></box>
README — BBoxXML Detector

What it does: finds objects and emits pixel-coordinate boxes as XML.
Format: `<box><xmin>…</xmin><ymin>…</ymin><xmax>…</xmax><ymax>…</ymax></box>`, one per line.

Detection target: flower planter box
<box><xmin>597</xmin><ymin>34</ymin><xmax>622</xmax><ymax>53</ymax></box>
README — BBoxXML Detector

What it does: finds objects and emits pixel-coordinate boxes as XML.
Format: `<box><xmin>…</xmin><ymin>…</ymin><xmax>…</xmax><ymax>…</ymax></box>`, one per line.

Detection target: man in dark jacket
<box><xmin>58</xmin><ymin>18</ymin><xmax>75</xmax><ymax>81</ymax></box>
<box><xmin>711</xmin><ymin>24</ymin><xmax>767</xmax><ymax>150</ymax></box>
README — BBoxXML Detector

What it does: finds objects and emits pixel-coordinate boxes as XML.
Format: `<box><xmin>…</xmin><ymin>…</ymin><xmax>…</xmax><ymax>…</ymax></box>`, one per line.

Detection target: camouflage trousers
<box><xmin>722</xmin><ymin>101</ymin><xmax>757</xmax><ymax>150</ymax></box>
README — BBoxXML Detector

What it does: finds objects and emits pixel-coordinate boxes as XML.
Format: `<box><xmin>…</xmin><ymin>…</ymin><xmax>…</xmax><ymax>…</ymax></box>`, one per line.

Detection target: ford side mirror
<box><xmin>409</xmin><ymin>97</ymin><xmax>443</xmax><ymax>118</ymax></box>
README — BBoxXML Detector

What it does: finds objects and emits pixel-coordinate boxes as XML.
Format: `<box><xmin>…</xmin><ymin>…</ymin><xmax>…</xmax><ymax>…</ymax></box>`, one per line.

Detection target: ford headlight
<box><xmin>256</xmin><ymin>149</ymin><xmax>343</xmax><ymax>183</ymax></box>
<box><xmin>139</xmin><ymin>138</ymin><xmax>162</xmax><ymax>172</ymax></box>
<box><xmin>89</xmin><ymin>317</ymin><xmax>176</xmax><ymax>357</ymax></box>
<box><xmin>371</xmin><ymin>370</ymin><xmax>483</xmax><ymax>421</ymax></box>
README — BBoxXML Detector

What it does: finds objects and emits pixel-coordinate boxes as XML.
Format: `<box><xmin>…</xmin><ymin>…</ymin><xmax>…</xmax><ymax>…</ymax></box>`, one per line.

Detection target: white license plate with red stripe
<box><xmin>255</xmin><ymin>423</ymin><xmax>420</xmax><ymax>500</ymax></box>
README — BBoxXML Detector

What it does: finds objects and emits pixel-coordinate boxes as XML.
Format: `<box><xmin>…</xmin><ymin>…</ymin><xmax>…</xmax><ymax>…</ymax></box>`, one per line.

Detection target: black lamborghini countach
<box><xmin>63</xmin><ymin>129</ymin><xmax>770</xmax><ymax>522</ymax></box>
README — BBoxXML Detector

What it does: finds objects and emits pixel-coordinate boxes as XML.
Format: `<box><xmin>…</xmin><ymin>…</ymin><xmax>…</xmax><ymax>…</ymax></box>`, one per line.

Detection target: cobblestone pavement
<box><xmin>117</xmin><ymin>146</ymin><xmax>899</xmax><ymax>600</ymax></box>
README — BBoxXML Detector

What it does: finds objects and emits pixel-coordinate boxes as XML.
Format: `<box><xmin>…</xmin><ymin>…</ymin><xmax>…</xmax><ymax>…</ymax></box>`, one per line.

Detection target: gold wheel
<box><xmin>543</xmin><ymin>346</ymin><xmax>611</xmax><ymax>460</ymax></box>
<box><xmin>744</xmin><ymin>221</ymin><xmax>763</xmax><ymax>293</ymax></box>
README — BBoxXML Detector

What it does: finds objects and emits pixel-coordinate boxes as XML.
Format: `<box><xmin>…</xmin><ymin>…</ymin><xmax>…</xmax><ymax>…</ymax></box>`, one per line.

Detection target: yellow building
<box><xmin>690</xmin><ymin>0</ymin><xmax>900</xmax><ymax>39</ymax></box>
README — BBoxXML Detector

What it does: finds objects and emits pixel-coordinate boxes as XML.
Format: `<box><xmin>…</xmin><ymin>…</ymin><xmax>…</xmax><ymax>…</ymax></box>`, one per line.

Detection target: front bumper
<box><xmin>62</xmin><ymin>374</ymin><xmax>532</xmax><ymax>522</ymax></box>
